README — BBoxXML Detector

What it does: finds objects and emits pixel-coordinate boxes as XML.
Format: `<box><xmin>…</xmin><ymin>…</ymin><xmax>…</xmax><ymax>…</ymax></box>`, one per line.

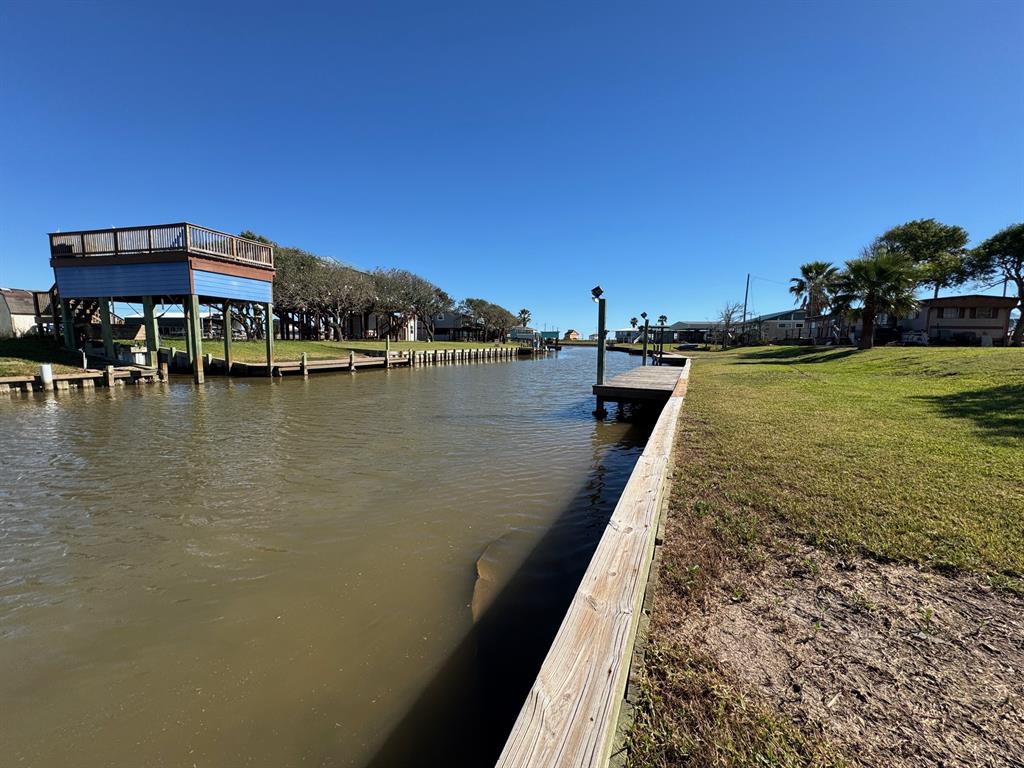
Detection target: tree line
<box><xmin>240</xmin><ymin>232</ymin><xmax>521</xmax><ymax>341</ymax></box>
<box><xmin>784</xmin><ymin>220</ymin><xmax>1023</xmax><ymax>348</ymax></box>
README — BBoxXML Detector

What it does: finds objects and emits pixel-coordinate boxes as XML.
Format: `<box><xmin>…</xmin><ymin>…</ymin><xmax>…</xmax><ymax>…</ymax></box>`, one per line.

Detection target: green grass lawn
<box><xmin>627</xmin><ymin>345</ymin><xmax>1023</xmax><ymax>767</ymax></box>
<box><xmin>142</xmin><ymin>337</ymin><xmax>516</xmax><ymax>363</ymax></box>
<box><xmin>0</xmin><ymin>337</ymin><xmax>84</xmax><ymax>377</ymax></box>
<box><xmin>675</xmin><ymin>345</ymin><xmax>1023</xmax><ymax>579</ymax></box>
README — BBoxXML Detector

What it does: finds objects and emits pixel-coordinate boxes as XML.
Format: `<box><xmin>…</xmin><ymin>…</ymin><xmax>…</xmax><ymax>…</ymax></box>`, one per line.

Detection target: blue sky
<box><xmin>1</xmin><ymin>0</ymin><xmax>1021</xmax><ymax>334</ymax></box>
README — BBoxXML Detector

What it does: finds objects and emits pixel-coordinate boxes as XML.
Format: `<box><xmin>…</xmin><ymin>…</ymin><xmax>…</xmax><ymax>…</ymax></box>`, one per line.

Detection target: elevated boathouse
<box><xmin>49</xmin><ymin>223</ymin><xmax>275</xmax><ymax>382</ymax></box>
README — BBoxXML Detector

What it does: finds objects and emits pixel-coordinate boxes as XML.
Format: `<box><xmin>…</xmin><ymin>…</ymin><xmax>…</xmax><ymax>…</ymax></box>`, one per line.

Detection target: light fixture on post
<box><xmin>640</xmin><ymin>311</ymin><xmax>650</xmax><ymax>366</ymax></box>
<box><xmin>592</xmin><ymin>285</ymin><xmax>607</xmax><ymax>417</ymax></box>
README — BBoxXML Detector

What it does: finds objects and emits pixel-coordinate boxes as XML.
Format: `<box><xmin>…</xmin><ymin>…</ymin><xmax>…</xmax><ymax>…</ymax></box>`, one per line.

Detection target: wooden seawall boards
<box><xmin>497</xmin><ymin>361</ymin><xmax>690</xmax><ymax>768</ymax></box>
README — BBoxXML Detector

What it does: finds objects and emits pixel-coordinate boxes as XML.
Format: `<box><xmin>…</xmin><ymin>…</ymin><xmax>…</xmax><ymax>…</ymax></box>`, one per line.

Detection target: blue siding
<box><xmin>54</xmin><ymin>263</ymin><xmax>190</xmax><ymax>298</ymax></box>
<box><xmin>193</xmin><ymin>270</ymin><xmax>273</xmax><ymax>303</ymax></box>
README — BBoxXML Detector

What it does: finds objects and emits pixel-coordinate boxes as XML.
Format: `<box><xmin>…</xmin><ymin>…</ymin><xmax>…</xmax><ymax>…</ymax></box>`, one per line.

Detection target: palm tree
<box><xmin>834</xmin><ymin>245</ymin><xmax>919</xmax><ymax>349</ymax></box>
<box><xmin>629</xmin><ymin>317</ymin><xmax>638</xmax><ymax>329</ymax></box>
<box><xmin>517</xmin><ymin>308</ymin><xmax>531</xmax><ymax>327</ymax></box>
<box><xmin>657</xmin><ymin>314</ymin><xmax>667</xmax><ymax>326</ymax></box>
<box><xmin>789</xmin><ymin>261</ymin><xmax>839</xmax><ymax>340</ymax></box>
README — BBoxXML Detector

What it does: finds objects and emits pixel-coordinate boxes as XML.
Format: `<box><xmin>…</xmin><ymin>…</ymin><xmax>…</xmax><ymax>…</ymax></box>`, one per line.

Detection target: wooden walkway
<box><xmin>592</xmin><ymin>364</ymin><xmax>687</xmax><ymax>403</ymax></box>
<box><xmin>498</xmin><ymin>360</ymin><xmax>690</xmax><ymax>767</ymax></box>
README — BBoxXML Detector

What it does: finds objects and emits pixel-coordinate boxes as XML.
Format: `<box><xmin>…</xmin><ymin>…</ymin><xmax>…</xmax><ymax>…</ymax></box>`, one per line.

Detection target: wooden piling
<box><xmin>104</xmin><ymin>365</ymin><xmax>115</xmax><ymax>388</ymax></box>
<box><xmin>39</xmin><ymin>364</ymin><xmax>54</xmax><ymax>391</ymax></box>
<box><xmin>264</xmin><ymin>301</ymin><xmax>274</xmax><ymax>378</ymax></box>
<box><xmin>300</xmin><ymin>352</ymin><xmax>308</xmax><ymax>377</ymax></box>
<box><xmin>60</xmin><ymin>299</ymin><xmax>75</xmax><ymax>349</ymax></box>
<box><xmin>99</xmin><ymin>298</ymin><xmax>115</xmax><ymax>360</ymax></box>
<box><xmin>349</xmin><ymin>351</ymin><xmax>355</xmax><ymax>372</ymax></box>
<box><xmin>223</xmin><ymin>300</ymin><xmax>233</xmax><ymax>373</ymax></box>
<box><xmin>187</xmin><ymin>294</ymin><xmax>205</xmax><ymax>384</ymax></box>
<box><xmin>143</xmin><ymin>296</ymin><xmax>160</xmax><ymax>368</ymax></box>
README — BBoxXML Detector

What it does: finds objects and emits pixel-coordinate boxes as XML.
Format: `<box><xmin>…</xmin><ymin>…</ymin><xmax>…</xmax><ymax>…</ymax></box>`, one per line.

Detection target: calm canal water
<box><xmin>0</xmin><ymin>347</ymin><xmax>653</xmax><ymax>767</ymax></box>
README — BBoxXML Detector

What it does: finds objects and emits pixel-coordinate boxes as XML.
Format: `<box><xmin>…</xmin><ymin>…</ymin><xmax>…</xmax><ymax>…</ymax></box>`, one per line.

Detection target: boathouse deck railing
<box><xmin>48</xmin><ymin>223</ymin><xmax>274</xmax><ymax>269</ymax></box>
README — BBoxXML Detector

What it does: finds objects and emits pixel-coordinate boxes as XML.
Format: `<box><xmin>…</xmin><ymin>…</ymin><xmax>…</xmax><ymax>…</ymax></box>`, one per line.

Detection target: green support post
<box><xmin>223</xmin><ymin>301</ymin><xmax>233</xmax><ymax>373</ymax></box>
<box><xmin>264</xmin><ymin>302</ymin><xmax>274</xmax><ymax>377</ymax></box>
<box><xmin>596</xmin><ymin>297</ymin><xmax>607</xmax><ymax>386</ymax></box>
<box><xmin>61</xmin><ymin>299</ymin><xmax>75</xmax><ymax>349</ymax></box>
<box><xmin>99</xmin><ymin>298</ymin><xmax>115</xmax><ymax>360</ymax></box>
<box><xmin>385</xmin><ymin>335</ymin><xmax>391</xmax><ymax>368</ymax></box>
<box><xmin>641</xmin><ymin>318</ymin><xmax>649</xmax><ymax>366</ymax></box>
<box><xmin>187</xmin><ymin>294</ymin><xmax>204</xmax><ymax>384</ymax></box>
<box><xmin>183</xmin><ymin>299</ymin><xmax>194</xmax><ymax>366</ymax></box>
<box><xmin>143</xmin><ymin>296</ymin><xmax>159</xmax><ymax>368</ymax></box>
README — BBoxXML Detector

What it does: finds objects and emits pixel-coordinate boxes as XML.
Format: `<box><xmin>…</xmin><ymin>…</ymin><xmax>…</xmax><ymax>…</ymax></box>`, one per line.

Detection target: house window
<box><xmin>795</xmin><ymin>323</ymin><xmax>804</xmax><ymax>328</ymax></box>
<box><xmin>778</xmin><ymin>322</ymin><xmax>789</xmax><ymax>328</ymax></box>
<box><xmin>941</xmin><ymin>307</ymin><xmax>962</xmax><ymax>319</ymax></box>
<box><xmin>978</xmin><ymin>307</ymin><xmax>998</xmax><ymax>319</ymax></box>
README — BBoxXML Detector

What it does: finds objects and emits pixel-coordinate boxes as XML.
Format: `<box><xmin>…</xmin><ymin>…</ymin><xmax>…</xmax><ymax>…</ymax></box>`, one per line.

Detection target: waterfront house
<box><xmin>122</xmin><ymin>310</ymin><xmax>217</xmax><ymax>340</ymax></box>
<box><xmin>900</xmin><ymin>294</ymin><xmax>1017</xmax><ymax>346</ymax></box>
<box><xmin>509</xmin><ymin>326</ymin><xmax>541</xmax><ymax>344</ymax></box>
<box><xmin>0</xmin><ymin>288</ymin><xmax>48</xmax><ymax>337</ymax></box>
<box><xmin>750</xmin><ymin>309</ymin><xmax>807</xmax><ymax>342</ymax></box>
<box><xmin>431</xmin><ymin>311</ymin><xmax>486</xmax><ymax>342</ymax></box>
<box><xmin>653</xmin><ymin>321</ymin><xmax>722</xmax><ymax>344</ymax></box>
<box><xmin>564</xmin><ymin>329</ymin><xmax>580</xmax><ymax>340</ymax></box>
<box><xmin>614</xmin><ymin>328</ymin><xmax>640</xmax><ymax>343</ymax></box>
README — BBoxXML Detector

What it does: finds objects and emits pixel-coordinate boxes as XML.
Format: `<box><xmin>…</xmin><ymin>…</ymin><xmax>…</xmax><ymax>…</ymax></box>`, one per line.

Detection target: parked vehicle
<box><xmin>901</xmin><ymin>330</ymin><xmax>929</xmax><ymax>346</ymax></box>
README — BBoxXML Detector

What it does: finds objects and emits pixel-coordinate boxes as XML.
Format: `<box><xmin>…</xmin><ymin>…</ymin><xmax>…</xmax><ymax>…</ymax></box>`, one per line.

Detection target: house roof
<box><xmin>668</xmin><ymin>320</ymin><xmax>722</xmax><ymax>330</ymax></box>
<box><xmin>922</xmin><ymin>294</ymin><xmax>1018</xmax><ymax>308</ymax></box>
<box><xmin>751</xmin><ymin>308</ymin><xmax>806</xmax><ymax>322</ymax></box>
<box><xmin>0</xmin><ymin>288</ymin><xmax>41</xmax><ymax>315</ymax></box>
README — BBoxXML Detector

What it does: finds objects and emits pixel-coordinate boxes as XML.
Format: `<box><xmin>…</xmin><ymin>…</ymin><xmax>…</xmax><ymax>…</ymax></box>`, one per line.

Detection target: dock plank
<box><xmin>592</xmin><ymin>365</ymin><xmax>685</xmax><ymax>402</ymax></box>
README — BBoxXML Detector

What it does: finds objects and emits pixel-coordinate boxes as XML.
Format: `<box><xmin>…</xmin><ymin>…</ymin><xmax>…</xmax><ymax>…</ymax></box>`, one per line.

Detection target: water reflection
<box><xmin>0</xmin><ymin>348</ymin><xmax>651</xmax><ymax>767</ymax></box>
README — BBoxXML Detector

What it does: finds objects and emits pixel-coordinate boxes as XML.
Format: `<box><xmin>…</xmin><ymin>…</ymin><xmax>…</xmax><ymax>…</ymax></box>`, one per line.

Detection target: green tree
<box><xmin>878</xmin><ymin>219</ymin><xmax>969</xmax><ymax>299</ymax></box>
<box><xmin>788</xmin><ymin>260</ymin><xmax>839</xmax><ymax>340</ymax></box>
<box><xmin>969</xmin><ymin>223</ymin><xmax>1024</xmax><ymax>346</ymax></box>
<box><xmin>834</xmin><ymin>244</ymin><xmax>920</xmax><ymax>349</ymax></box>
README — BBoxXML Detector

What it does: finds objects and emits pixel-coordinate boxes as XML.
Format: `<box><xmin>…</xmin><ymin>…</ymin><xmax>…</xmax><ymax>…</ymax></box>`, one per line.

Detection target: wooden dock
<box><xmin>592</xmin><ymin>363</ymin><xmax>687</xmax><ymax>405</ymax></box>
<box><xmin>498</xmin><ymin>360</ymin><xmax>690</xmax><ymax>768</ymax></box>
<box><xmin>162</xmin><ymin>345</ymin><xmax>523</xmax><ymax>378</ymax></box>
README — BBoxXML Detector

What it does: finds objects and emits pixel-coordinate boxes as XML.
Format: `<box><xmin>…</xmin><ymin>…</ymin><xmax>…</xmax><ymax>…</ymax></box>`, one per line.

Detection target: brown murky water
<box><xmin>0</xmin><ymin>348</ymin><xmax>653</xmax><ymax>767</ymax></box>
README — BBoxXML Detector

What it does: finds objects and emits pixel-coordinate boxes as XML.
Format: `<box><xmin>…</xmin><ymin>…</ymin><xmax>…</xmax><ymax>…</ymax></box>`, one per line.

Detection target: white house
<box><xmin>0</xmin><ymin>288</ymin><xmax>46</xmax><ymax>337</ymax></box>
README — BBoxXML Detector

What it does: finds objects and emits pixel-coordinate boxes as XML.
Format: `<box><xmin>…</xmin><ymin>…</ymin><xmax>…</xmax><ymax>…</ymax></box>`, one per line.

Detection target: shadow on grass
<box><xmin>914</xmin><ymin>384</ymin><xmax>1024</xmax><ymax>442</ymax></box>
<box><xmin>736</xmin><ymin>346</ymin><xmax>864</xmax><ymax>365</ymax></box>
<box><xmin>0</xmin><ymin>336</ymin><xmax>81</xmax><ymax>369</ymax></box>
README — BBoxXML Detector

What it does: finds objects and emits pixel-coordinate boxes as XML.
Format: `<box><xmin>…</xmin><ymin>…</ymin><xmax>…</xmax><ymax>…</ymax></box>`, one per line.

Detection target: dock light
<box><xmin>592</xmin><ymin>285</ymin><xmax>608</xmax><ymax>404</ymax></box>
<box><xmin>640</xmin><ymin>311</ymin><xmax>647</xmax><ymax>320</ymax></box>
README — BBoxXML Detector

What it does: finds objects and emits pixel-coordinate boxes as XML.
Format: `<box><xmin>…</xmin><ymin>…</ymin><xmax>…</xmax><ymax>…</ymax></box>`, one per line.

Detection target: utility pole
<box><xmin>741</xmin><ymin>272</ymin><xmax>750</xmax><ymax>343</ymax></box>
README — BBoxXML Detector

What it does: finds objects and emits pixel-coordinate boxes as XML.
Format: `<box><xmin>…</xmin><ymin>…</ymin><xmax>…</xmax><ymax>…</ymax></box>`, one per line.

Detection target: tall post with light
<box><xmin>592</xmin><ymin>285</ymin><xmax>606</xmax><ymax>385</ymax></box>
<box><xmin>640</xmin><ymin>312</ymin><xmax>649</xmax><ymax>366</ymax></box>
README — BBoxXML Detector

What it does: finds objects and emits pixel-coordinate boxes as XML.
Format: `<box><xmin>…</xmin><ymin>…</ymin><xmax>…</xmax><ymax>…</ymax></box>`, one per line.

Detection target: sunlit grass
<box><xmin>679</xmin><ymin>346</ymin><xmax>1023</xmax><ymax>577</ymax></box>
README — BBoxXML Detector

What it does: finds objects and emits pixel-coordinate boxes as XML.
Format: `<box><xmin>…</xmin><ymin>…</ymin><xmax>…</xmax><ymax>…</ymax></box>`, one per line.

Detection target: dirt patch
<box><xmin>653</xmin><ymin>545</ymin><xmax>1024</xmax><ymax>767</ymax></box>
